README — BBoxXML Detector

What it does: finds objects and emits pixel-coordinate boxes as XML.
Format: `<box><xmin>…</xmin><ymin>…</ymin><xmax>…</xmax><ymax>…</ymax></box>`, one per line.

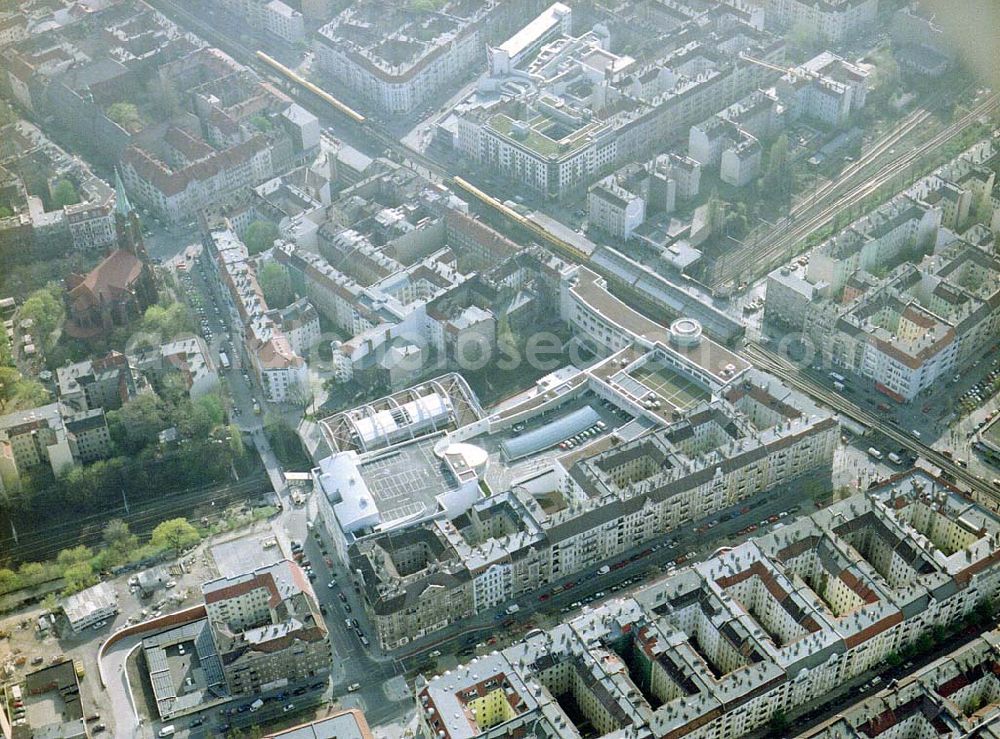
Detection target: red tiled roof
<box><xmin>67</xmin><ymin>250</ymin><xmax>145</xmax><ymax>312</ymax></box>
<box><xmin>123</xmin><ymin>135</ymin><xmax>268</xmax><ymax>197</ymax></box>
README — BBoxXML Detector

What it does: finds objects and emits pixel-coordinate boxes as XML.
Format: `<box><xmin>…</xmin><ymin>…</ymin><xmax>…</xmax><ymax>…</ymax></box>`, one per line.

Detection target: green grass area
<box><xmin>489</xmin><ymin>114</ymin><xmax>561</xmax><ymax>157</ymax></box>
<box><xmin>488</xmin><ymin>113</ymin><xmax>594</xmax><ymax>159</ymax></box>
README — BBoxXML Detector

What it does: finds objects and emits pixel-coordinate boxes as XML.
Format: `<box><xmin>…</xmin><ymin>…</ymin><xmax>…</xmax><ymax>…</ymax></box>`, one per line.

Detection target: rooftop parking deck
<box><xmin>360</xmin><ymin>438</ymin><xmax>460</xmax><ymax>523</ymax></box>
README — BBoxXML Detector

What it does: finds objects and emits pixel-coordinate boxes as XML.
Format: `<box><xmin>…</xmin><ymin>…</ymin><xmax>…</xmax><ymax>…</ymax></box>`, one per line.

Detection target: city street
<box><xmin>302</xmin><ymin>472</ymin><xmax>833</xmax><ymax>684</ymax></box>
<box><xmin>178</xmin><ymin>251</ymin><xmax>290</xmax><ymax>496</ymax></box>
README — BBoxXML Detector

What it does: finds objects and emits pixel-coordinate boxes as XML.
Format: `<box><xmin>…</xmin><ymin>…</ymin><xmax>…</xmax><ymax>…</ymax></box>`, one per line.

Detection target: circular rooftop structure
<box><xmin>439</xmin><ymin>442</ymin><xmax>489</xmax><ymax>473</ymax></box>
<box><xmin>669</xmin><ymin>317</ymin><xmax>703</xmax><ymax>347</ymax></box>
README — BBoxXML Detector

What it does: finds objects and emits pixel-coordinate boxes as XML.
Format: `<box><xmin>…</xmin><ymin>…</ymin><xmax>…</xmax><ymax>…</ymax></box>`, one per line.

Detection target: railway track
<box><xmin>742</xmin><ymin>343</ymin><xmax>995</xmax><ymax>503</ymax></box>
<box><xmin>150</xmin><ymin>0</ymin><xmax>999</xmax><ymax>313</ymax></box>
<box><xmin>0</xmin><ymin>475</ymin><xmax>271</xmax><ymax>566</ymax></box>
<box><xmin>711</xmin><ymin>93</ymin><xmax>998</xmax><ymax>288</ymax></box>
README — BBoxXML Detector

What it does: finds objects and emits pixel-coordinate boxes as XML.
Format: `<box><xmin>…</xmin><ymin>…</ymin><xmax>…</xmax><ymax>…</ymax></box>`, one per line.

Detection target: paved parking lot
<box><xmin>211</xmin><ymin>532</ymin><xmax>284</xmax><ymax>578</ymax></box>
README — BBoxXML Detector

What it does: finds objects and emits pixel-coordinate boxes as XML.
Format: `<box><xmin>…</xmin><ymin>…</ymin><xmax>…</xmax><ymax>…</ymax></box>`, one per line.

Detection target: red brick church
<box><xmin>64</xmin><ymin>171</ymin><xmax>156</xmax><ymax>339</ymax></box>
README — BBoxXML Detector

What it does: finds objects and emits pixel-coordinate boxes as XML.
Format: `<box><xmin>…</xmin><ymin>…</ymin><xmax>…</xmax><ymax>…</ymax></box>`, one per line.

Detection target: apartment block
<box><xmin>57</xmin><ymin>339</ymin><xmax>220</xmax><ymax>414</ymax></box>
<box><xmin>122</xmin><ymin>135</ymin><xmax>278</xmax><ymax>224</ymax></box>
<box><xmin>65</xmin><ymin>410</ymin><xmax>114</xmax><ymax>464</ymax></box>
<box><xmin>217</xmin><ymin>0</ymin><xmax>305</xmax><ymax>44</ymax></box>
<box><xmin>588</xmin><ymin>175</ymin><xmax>646</xmax><ymax>240</ymax></box>
<box><xmin>314</xmin><ymin>0</ymin><xmax>517</xmax><ymax>115</ymax></box>
<box><xmin>650</xmin><ymin>153</ymin><xmax>702</xmax><ymax>210</ymax></box>
<box><xmin>450</xmin><ymin>5</ymin><xmax>783</xmax><ymax>199</ymax></box>
<box><xmin>720</xmin><ymin>134</ymin><xmax>762</xmax><ymax>187</ymax></box>
<box><xmin>0</xmin><ymin>119</ymin><xmax>118</xmax><ymax>260</ymax></box>
<box><xmin>800</xmin><ymin>627</ymin><xmax>1000</xmax><ymax>737</ymax></box>
<box><xmin>269</xmin><ymin>166</ymin><xmax>485</xmax><ymax>387</ymax></box>
<box><xmin>1</xmin><ymin>4</ymin><xmax>306</xmax><ymax>223</ymax></box>
<box><xmin>0</xmin><ymin>403</ymin><xmax>111</xmax><ymax>493</ymax></box>
<box><xmin>763</xmin><ymin>138</ymin><xmax>1000</xmax><ymax>402</ymax></box>
<box><xmin>267</xmin><ymin>298</ymin><xmax>321</xmax><ymax>357</ymax></box>
<box><xmin>763</xmin><ymin>0</ymin><xmax>878</xmax><ymax>44</ymax></box>
<box><xmin>777</xmin><ymin>51</ymin><xmax>869</xmax><ymax>128</ymax></box>
<box><xmin>890</xmin><ymin>4</ymin><xmax>955</xmax><ymax>77</ymax></box>
<box><xmin>56</xmin><ymin>350</ymin><xmax>152</xmax><ymax>413</ymax></box>
<box><xmin>418</xmin><ymin>470</ymin><xmax>1000</xmax><ymax>738</ymax></box>
<box><xmin>687</xmin><ymin>88</ymin><xmax>779</xmax><ymax>188</ymax></box>
<box><xmin>203</xmin><ymin>560</ymin><xmax>332</xmax><ymax>697</ymax></box>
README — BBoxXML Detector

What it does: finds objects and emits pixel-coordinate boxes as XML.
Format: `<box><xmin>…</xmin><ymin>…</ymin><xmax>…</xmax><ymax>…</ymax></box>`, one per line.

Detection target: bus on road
<box><xmin>219</xmin><ymin>351</ymin><xmax>231</xmax><ymax>370</ymax></box>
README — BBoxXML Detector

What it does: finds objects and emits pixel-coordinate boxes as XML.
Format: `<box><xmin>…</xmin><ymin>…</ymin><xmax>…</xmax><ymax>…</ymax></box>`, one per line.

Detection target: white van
<box><xmin>867</xmin><ymin>447</ymin><xmax>883</xmax><ymax>460</ymax></box>
<box><xmin>887</xmin><ymin>452</ymin><xmax>903</xmax><ymax>465</ymax></box>
<box><xmin>158</xmin><ymin>727</ymin><xmax>176</xmax><ymax>737</ymax></box>
<box><xmin>249</xmin><ymin>698</ymin><xmax>264</xmax><ymax>713</ymax></box>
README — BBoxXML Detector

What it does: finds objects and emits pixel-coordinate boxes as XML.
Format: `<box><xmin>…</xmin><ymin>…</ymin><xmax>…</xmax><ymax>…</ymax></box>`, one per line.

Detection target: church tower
<box><xmin>113</xmin><ymin>168</ymin><xmax>147</xmax><ymax>260</ymax></box>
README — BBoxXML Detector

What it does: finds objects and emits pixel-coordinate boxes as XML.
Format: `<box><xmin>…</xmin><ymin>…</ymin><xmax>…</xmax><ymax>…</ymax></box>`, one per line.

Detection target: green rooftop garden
<box><xmin>488</xmin><ymin>113</ymin><xmax>595</xmax><ymax>159</ymax></box>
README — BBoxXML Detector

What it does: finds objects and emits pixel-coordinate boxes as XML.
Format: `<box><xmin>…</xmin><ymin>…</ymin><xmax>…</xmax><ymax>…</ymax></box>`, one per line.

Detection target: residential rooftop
<box><xmin>418</xmin><ymin>470</ymin><xmax>1000</xmax><ymax>738</ymax></box>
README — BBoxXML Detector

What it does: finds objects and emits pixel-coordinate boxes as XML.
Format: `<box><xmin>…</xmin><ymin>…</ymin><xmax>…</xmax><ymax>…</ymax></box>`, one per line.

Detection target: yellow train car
<box><xmin>451</xmin><ymin>177</ymin><xmax>589</xmax><ymax>262</ymax></box>
<box><xmin>255</xmin><ymin>51</ymin><xmax>365</xmax><ymax>125</ymax></box>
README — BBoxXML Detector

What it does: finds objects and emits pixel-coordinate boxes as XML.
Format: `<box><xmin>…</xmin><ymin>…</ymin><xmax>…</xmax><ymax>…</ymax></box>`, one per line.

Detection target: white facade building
<box><xmin>314</xmin><ymin>1</ymin><xmax>495</xmax><ymax>114</ymax></box>
<box><xmin>764</xmin><ymin>0</ymin><xmax>878</xmax><ymax>43</ymax></box>
<box><xmin>61</xmin><ymin>581</ymin><xmax>118</xmax><ymax>633</ymax></box>
<box><xmin>588</xmin><ymin>175</ymin><xmax>646</xmax><ymax>240</ymax></box>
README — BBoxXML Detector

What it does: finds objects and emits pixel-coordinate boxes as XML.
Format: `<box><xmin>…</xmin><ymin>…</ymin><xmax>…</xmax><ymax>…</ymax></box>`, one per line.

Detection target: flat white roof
<box><xmin>351</xmin><ymin>393</ymin><xmax>452</xmax><ymax>446</ymax></box>
<box><xmin>319</xmin><ymin>452</ymin><xmax>379</xmax><ymax>533</ymax></box>
<box><xmin>498</xmin><ymin>2</ymin><xmax>570</xmax><ymax>60</ymax></box>
<box><xmin>61</xmin><ymin>581</ymin><xmax>116</xmax><ymax>625</ymax></box>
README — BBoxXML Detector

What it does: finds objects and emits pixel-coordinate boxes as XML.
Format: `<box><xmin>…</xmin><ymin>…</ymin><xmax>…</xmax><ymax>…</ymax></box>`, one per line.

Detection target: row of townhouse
<box><xmin>801</xmin><ymin>626</ymin><xmax>1000</xmax><ymax>737</ymax></box>
<box><xmin>417</xmin><ymin>469</ymin><xmax>1000</xmax><ymax>738</ymax></box>
<box><xmin>203</xmin><ymin>227</ymin><xmax>309</xmax><ymax>403</ymax></box>
<box><xmin>121</xmin><ymin>135</ymin><xmax>282</xmax><ymax>224</ymax></box>
<box><xmin>0</xmin><ymin>120</ymin><xmax>119</xmax><ymax>259</ymax></box>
